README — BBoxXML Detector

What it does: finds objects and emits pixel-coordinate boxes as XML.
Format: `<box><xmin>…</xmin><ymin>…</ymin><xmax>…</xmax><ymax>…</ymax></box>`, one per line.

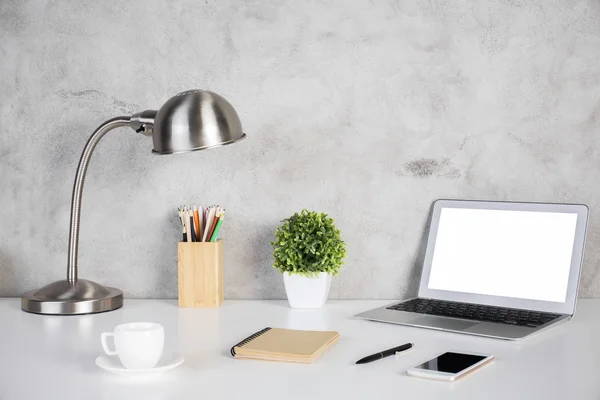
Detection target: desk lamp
<box><xmin>21</xmin><ymin>90</ymin><xmax>246</xmax><ymax>315</ymax></box>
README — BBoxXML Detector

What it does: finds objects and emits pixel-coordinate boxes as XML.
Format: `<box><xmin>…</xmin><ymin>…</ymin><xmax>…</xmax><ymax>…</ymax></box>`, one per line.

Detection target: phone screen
<box><xmin>414</xmin><ymin>352</ymin><xmax>487</xmax><ymax>374</ymax></box>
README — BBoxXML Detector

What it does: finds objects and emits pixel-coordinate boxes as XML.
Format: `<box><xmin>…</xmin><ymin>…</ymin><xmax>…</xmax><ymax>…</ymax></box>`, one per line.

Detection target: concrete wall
<box><xmin>1</xmin><ymin>0</ymin><xmax>600</xmax><ymax>299</ymax></box>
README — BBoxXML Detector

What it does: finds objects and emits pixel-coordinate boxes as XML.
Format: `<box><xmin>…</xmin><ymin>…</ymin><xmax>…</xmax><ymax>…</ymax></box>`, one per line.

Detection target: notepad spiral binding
<box><xmin>230</xmin><ymin>327</ymin><xmax>272</xmax><ymax>357</ymax></box>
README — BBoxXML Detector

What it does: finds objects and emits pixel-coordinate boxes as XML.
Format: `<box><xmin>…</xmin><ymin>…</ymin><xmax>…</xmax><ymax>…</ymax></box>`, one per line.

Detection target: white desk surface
<box><xmin>1</xmin><ymin>298</ymin><xmax>598</xmax><ymax>399</ymax></box>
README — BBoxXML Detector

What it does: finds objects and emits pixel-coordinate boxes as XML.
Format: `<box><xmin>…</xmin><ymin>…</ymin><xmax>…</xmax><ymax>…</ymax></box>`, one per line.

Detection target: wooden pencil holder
<box><xmin>177</xmin><ymin>239</ymin><xmax>224</xmax><ymax>308</ymax></box>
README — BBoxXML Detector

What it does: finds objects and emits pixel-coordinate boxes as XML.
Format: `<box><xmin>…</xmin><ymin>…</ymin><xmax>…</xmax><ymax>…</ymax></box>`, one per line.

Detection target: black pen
<box><xmin>356</xmin><ymin>343</ymin><xmax>413</xmax><ymax>364</ymax></box>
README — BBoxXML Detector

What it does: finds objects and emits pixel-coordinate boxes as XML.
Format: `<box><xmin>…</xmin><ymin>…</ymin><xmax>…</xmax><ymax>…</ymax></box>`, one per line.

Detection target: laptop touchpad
<box><xmin>410</xmin><ymin>316</ymin><xmax>478</xmax><ymax>331</ymax></box>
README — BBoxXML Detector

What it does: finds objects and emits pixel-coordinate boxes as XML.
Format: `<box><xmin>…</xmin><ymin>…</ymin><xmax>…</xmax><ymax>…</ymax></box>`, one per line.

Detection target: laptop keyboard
<box><xmin>386</xmin><ymin>298</ymin><xmax>561</xmax><ymax>328</ymax></box>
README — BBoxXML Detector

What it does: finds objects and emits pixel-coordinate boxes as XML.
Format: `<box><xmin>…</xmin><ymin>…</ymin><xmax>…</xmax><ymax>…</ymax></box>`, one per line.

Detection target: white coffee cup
<box><xmin>101</xmin><ymin>322</ymin><xmax>164</xmax><ymax>370</ymax></box>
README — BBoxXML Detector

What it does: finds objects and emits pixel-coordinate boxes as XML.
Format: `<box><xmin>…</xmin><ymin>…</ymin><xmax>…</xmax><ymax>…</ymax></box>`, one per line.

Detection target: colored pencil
<box><xmin>178</xmin><ymin>207</ymin><xmax>187</xmax><ymax>242</ymax></box>
<box><xmin>202</xmin><ymin>206</ymin><xmax>217</xmax><ymax>242</ymax></box>
<box><xmin>193</xmin><ymin>205</ymin><xmax>200</xmax><ymax>239</ymax></box>
<box><xmin>189</xmin><ymin>213</ymin><xmax>197</xmax><ymax>242</ymax></box>
<box><xmin>184</xmin><ymin>209</ymin><xmax>192</xmax><ymax>243</ymax></box>
<box><xmin>206</xmin><ymin>209</ymin><xmax>220</xmax><ymax>242</ymax></box>
<box><xmin>209</xmin><ymin>211</ymin><xmax>224</xmax><ymax>242</ymax></box>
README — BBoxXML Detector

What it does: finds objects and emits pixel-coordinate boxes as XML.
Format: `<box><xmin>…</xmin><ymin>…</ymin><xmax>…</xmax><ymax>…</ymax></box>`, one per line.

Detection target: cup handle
<box><xmin>101</xmin><ymin>332</ymin><xmax>117</xmax><ymax>355</ymax></box>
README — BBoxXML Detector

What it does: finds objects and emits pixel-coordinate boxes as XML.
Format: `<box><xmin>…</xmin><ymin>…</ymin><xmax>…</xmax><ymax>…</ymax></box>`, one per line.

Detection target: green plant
<box><xmin>272</xmin><ymin>209</ymin><xmax>346</xmax><ymax>277</ymax></box>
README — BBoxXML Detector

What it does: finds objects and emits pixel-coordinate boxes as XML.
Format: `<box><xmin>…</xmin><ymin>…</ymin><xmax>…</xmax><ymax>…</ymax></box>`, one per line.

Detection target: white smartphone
<box><xmin>406</xmin><ymin>351</ymin><xmax>494</xmax><ymax>382</ymax></box>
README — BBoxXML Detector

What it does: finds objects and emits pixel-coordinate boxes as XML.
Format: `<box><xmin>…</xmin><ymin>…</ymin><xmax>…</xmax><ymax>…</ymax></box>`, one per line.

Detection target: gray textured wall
<box><xmin>1</xmin><ymin>0</ymin><xmax>600</xmax><ymax>299</ymax></box>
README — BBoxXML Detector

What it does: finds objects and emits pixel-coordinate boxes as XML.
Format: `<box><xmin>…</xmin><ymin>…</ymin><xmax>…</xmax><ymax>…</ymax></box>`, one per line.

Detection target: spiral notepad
<box><xmin>230</xmin><ymin>327</ymin><xmax>340</xmax><ymax>364</ymax></box>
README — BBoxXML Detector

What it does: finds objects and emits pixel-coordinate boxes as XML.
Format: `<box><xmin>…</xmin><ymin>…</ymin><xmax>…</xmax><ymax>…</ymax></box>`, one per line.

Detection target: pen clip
<box><xmin>394</xmin><ymin>344</ymin><xmax>413</xmax><ymax>358</ymax></box>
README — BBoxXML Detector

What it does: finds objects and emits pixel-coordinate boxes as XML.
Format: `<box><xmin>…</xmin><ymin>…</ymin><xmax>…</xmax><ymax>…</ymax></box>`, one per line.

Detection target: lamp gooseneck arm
<box><xmin>67</xmin><ymin>116</ymin><xmax>132</xmax><ymax>283</ymax></box>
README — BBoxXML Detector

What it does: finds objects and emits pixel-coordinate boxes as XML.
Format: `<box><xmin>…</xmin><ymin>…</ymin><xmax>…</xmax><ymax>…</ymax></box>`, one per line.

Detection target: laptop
<box><xmin>355</xmin><ymin>200</ymin><xmax>589</xmax><ymax>340</ymax></box>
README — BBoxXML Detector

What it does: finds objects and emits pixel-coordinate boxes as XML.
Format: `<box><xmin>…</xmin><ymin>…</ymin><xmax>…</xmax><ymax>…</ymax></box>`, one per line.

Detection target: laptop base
<box><xmin>355</xmin><ymin>299</ymin><xmax>570</xmax><ymax>340</ymax></box>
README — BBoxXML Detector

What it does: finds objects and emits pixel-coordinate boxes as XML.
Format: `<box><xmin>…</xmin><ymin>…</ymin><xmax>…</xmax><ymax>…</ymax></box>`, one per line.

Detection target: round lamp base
<box><xmin>22</xmin><ymin>279</ymin><xmax>123</xmax><ymax>315</ymax></box>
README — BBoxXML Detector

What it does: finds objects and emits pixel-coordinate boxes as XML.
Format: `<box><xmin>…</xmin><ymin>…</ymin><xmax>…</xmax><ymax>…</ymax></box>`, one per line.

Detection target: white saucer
<box><xmin>95</xmin><ymin>353</ymin><xmax>184</xmax><ymax>377</ymax></box>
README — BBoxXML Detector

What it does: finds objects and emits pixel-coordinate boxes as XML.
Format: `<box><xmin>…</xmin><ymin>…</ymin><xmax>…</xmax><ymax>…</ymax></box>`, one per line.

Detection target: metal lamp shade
<box><xmin>152</xmin><ymin>90</ymin><xmax>246</xmax><ymax>155</ymax></box>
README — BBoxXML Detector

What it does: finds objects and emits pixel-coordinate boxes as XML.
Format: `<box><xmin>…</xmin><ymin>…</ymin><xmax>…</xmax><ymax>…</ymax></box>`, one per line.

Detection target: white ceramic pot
<box><xmin>283</xmin><ymin>272</ymin><xmax>332</xmax><ymax>309</ymax></box>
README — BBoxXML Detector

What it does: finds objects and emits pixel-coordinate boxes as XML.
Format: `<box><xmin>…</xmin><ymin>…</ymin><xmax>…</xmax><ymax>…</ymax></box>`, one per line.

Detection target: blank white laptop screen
<box><xmin>427</xmin><ymin>208</ymin><xmax>578</xmax><ymax>303</ymax></box>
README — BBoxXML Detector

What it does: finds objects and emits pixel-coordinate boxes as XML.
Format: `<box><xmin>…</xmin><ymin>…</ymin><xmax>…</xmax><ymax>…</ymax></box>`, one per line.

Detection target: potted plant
<box><xmin>272</xmin><ymin>210</ymin><xmax>346</xmax><ymax>308</ymax></box>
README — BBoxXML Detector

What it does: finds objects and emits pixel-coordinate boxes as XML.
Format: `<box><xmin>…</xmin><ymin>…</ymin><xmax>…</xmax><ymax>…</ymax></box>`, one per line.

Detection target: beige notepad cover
<box><xmin>232</xmin><ymin>328</ymin><xmax>339</xmax><ymax>364</ymax></box>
